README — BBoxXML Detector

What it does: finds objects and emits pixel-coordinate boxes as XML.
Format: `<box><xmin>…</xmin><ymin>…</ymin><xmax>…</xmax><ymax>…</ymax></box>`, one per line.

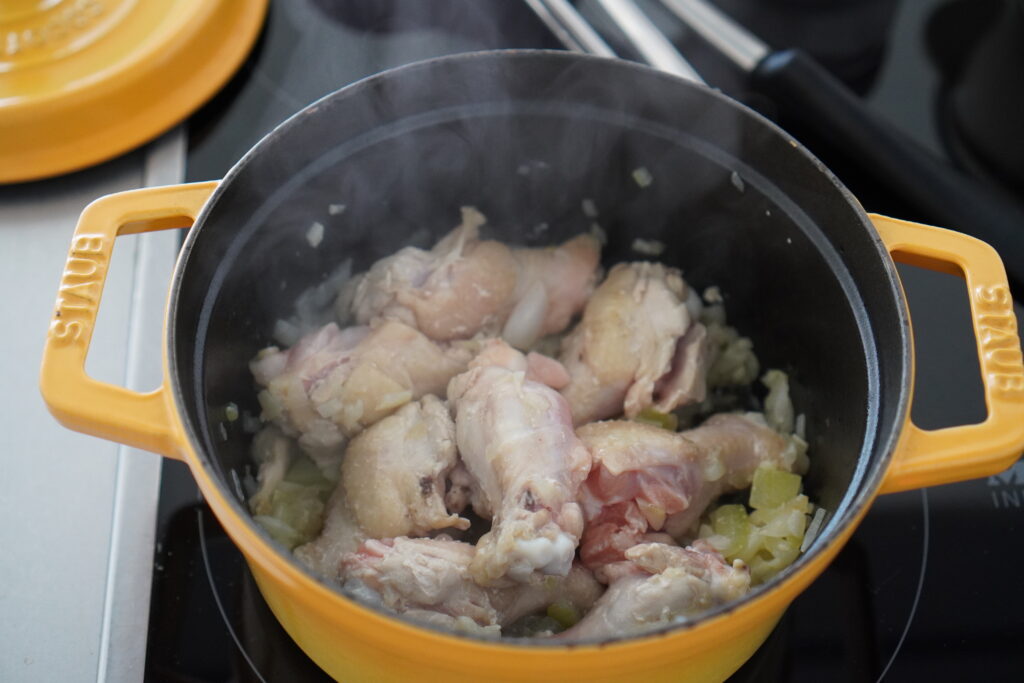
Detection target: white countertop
<box><xmin>0</xmin><ymin>131</ymin><xmax>184</xmax><ymax>683</ymax></box>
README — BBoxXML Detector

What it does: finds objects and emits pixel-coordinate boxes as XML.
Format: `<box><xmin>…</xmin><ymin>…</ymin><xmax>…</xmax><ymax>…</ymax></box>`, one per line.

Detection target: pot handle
<box><xmin>39</xmin><ymin>182</ymin><xmax>219</xmax><ymax>459</ymax></box>
<box><xmin>872</xmin><ymin>214</ymin><xmax>1024</xmax><ymax>493</ymax></box>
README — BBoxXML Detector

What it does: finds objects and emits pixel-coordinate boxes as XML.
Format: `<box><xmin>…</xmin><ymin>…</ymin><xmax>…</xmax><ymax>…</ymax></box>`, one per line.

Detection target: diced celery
<box><xmin>750</xmin><ymin>495</ymin><xmax>810</xmax><ymax>538</ymax></box>
<box><xmin>546</xmin><ymin>601</ymin><xmax>580</xmax><ymax>629</ymax></box>
<box><xmin>747</xmin><ymin>535</ymin><xmax>802</xmax><ymax>585</ymax></box>
<box><xmin>254</xmin><ymin>514</ymin><xmax>304</xmax><ymax>549</ymax></box>
<box><xmin>709</xmin><ymin>504</ymin><xmax>751</xmax><ymax>559</ymax></box>
<box><xmin>284</xmin><ymin>454</ymin><xmax>334</xmax><ymax>492</ymax></box>
<box><xmin>749</xmin><ymin>466</ymin><xmax>801</xmax><ymax>510</ymax></box>
<box><xmin>635</xmin><ymin>407</ymin><xmax>679</xmax><ymax>431</ymax></box>
<box><xmin>268</xmin><ymin>482</ymin><xmax>325</xmax><ymax>546</ymax></box>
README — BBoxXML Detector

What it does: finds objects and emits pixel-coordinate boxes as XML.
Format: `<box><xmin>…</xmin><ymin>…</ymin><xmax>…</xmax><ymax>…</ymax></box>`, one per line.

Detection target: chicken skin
<box><xmin>340</xmin><ymin>536</ymin><xmax>602</xmax><ymax>636</ymax></box>
<box><xmin>250</xmin><ymin>320</ymin><xmax>474</xmax><ymax>472</ymax></box>
<box><xmin>341</xmin><ymin>395</ymin><xmax>468</xmax><ymax>539</ymax></box>
<box><xmin>350</xmin><ymin>207</ymin><xmax>600</xmax><ymax>346</ymax></box>
<box><xmin>557</xmin><ymin>541</ymin><xmax>750</xmax><ymax>641</ymax></box>
<box><xmin>559</xmin><ymin>262</ymin><xmax>709</xmax><ymax>425</ymax></box>
<box><xmin>447</xmin><ymin>340</ymin><xmax>591</xmax><ymax>583</ymax></box>
<box><xmin>578</xmin><ymin>414</ymin><xmax>790</xmax><ymax>571</ymax></box>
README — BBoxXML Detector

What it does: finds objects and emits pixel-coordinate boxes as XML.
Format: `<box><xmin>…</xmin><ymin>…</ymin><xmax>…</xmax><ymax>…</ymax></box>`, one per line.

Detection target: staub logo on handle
<box><xmin>974</xmin><ymin>284</ymin><xmax>1024</xmax><ymax>397</ymax></box>
<box><xmin>50</xmin><ymin>233</ymin><xmax>106</xmax><ymax>346</ymax></box>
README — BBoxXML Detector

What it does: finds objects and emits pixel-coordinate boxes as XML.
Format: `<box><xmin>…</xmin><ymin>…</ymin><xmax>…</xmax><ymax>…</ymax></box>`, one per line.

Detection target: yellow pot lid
<box><xmin>0</xmin><ymin>0</ymin><xmax>268</xmax><ymax>184</ymax></box>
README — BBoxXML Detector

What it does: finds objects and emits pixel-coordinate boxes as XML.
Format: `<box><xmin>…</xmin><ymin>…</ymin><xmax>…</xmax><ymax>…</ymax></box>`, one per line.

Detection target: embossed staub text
<box><xmin>51</xmin><ymin>233</ymin><xmax>106</xmax><ymax>345</ymax></box>
<box><xmin>974</xmin><ymin>284</ymin><xmax>1024</xmax><ymax>397</ymax></box>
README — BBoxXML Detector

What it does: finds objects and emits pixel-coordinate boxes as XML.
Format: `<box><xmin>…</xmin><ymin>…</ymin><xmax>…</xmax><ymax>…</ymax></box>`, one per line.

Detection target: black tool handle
<box><xmin>751</xmin><ymin>48</ymin><xmax>1024</xmax><ymax>296</ymax></box>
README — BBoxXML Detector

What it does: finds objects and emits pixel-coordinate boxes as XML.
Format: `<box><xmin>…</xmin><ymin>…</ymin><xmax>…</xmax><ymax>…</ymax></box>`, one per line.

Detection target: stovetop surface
<box><xmin>146</xmin><ymin>1</ymin><xmax>1024</xmax><ymax>681</ymax></box>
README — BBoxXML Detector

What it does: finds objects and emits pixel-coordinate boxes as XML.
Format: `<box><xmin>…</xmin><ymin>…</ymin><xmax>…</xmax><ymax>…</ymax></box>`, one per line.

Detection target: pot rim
<box><xmin>165</xmin><ymin>49</ymin><xmax>913</xmax><ymax>647</ymax></box>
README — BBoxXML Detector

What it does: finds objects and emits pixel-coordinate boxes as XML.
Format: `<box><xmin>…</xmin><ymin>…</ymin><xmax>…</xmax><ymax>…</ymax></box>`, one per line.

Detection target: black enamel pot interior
<box><xmin>169</xmin><ymin>49</ymin><xmax>909</xmax><ymax>624</ymax></box>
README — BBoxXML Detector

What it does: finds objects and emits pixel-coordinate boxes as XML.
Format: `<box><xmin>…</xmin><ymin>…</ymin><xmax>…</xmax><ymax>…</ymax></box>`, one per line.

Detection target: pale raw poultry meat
<box><xmin>447</xmin><ymin>340</ymin><xmax>591</xmax><ymax>583</ymax></box>
<box><xmin>557</xmin><ymin>541</ymin><xmax>750</xmax><ymax>641</ymax></box>
<box><xmin>578</xmin><ymin>414</ymin><xmax>792</xmax><ymax>571</ymax></box>
<box><xmin>341</xmin><ymin>395</ymin><xmax>468</xmax><ymax>539</ymax></box>
<box><xmin>294</xmin><ymin>485</ymin><xmax>365</xmax><ymax>578</ymax></box>
<box><xmin>559</xmin><ymin>262</ymin><xmax>710</xmax><ymax>425</ymax></box>
<box><xmin>250</xmin><ymin>319</ymin><xmax>475</xmax><ymax>473</ymax></box>
<box><xmin>340</xmin><ymin>536</ymin><xmax>602</xmax><ymax>636</ymax></box>
<box><xmin>349</xmin><ymin>207</ymin><xmax>601</xmax><ymax>346</ymax></box>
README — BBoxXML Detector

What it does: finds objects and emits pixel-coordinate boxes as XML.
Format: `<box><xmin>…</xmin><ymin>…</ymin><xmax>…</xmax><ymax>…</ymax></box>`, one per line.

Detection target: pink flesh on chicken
<box><xmin>339</xmin><ymin>536</ymin><xmax>602</xmax><ymax>636</ymax></box>
<box><xmin>557</xmin><ymin>541</ymin><xmax>750</xmax><ymax>642</ymax></box>
<box><xmin>250</xmin><ymin>320</ymin><xmax>475</xmax><ymax>471</ymax></box>
<box><xmin>559</xmin><ymin>262</ymin><xmax>705</xmax><ymax>425</ymax></box>
<box><xmin>341</xmin><ymin>395</ymin><xmax>468</xmax><ymax>540</ymax></box>
<box><xmin>652</xmin><ymin>322</ymin><xmax>710</xmax><ymax>410</ymax></box>
<box><xmin>577</xmin><ymin>414</ymin><xmax>789</xmax><ymax>571</ymax></box>
<box><xmin>349</xmin><ymin>207</ymin><xmax>601</xmax><ymax>345</ymax></box>
<box><xmin>447</xmin><ymin>340</ymin><xmax>592</xmax><ymax>584</ymax></box>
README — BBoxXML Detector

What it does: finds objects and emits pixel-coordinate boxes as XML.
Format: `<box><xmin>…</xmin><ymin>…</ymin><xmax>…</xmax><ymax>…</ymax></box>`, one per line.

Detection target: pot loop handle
<box><xmin>872</xmin><ymin>214</ymin><xmax>1024</xmax><ymax>493</ymax></box>
<box><xmin>40</xmin><ymin>182</ymin><xmax>219</xmax><ymax>460</ymax></box>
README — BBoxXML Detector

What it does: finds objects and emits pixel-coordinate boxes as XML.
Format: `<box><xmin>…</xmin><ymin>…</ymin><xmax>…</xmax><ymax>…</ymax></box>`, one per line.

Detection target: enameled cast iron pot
<box><xmin>41</xmin><ymin>51</ymin><xmax>1024</xmax><ymax>682</ymax></box>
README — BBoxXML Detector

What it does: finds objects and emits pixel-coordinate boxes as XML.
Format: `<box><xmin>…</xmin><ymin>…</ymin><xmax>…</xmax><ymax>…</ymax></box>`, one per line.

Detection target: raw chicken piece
<box><xmin>557</xmin><ymin>541</ymin><xmax>750</xmax><ymax>641</ymax></box>
<box><xmin>350</xmin><ymin>207</ymin><xmax>601</xmax><ymax>345</ymax></box>
<box><xmin>294</xmin><ymin>485</ymin><xmax>365</xmax><ymax>578</ymax></box>
<box><xmin>340</xmin><ymin>536</ymin><xmax>602</xmax><ymax>635</ymax></box>
<box><xmin>578</xmin><ymin>414</ymin><xmax>789</xmax><ymax>570</ymax></box>
<box><xmin>447</xmin><ymin>340</ymin><xmax>592</xmax><ymax>583</ymax></box>
<box><xmin>341</xmin><ymin>395</ymin><xmax>468</xmax><ymax>539</ymax></box>
<box><xmin>559</xmin><ymin>262</ymin><xmax>708</xmax><ymax>425</ymax></box>
<box><xmin>250</xmin><ymin>320</ymin><xmax>474</xmax><ymax>472</ymax></box>
<box><xmin>351</xmin><ymin>207</ymin><xmax>518</xmax><ymax>341</ymax></box>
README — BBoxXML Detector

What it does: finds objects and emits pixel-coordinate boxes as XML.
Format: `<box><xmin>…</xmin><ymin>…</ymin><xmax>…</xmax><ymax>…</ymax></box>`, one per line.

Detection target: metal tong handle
<box><xmin>526</xmin><ymin>0</ymin><xmax>702</xmax><ymax>83</ymax></box>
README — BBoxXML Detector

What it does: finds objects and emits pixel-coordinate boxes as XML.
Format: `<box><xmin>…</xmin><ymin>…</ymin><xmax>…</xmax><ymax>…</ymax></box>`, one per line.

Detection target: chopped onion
<box><xmin>730</xmin><ymin>171</ymin><xmax>745</xmax><ymax>192</ymax></box>
<box><xmin>306</xmin><ymin>221</ymin><xmax>324</xmax><ymax>248</ymax></box>
<box><xmin>632</xmin><ymin>166</ymin><xmax>653</xmax><ymax>187</ymax></box>
<box><xmin>801</xmin><ymin>508</ymin><xmax>827</xmax><ymax>552</ymax></box>
<box><xmin>502</xmin><ymin>281</ymin><xmax>548</xmax><ymax>350</ymax></box>
<box><xmin>631</xmin><ymin>238</ymin><xmax>665</xmax><ymax>256</ymax></box>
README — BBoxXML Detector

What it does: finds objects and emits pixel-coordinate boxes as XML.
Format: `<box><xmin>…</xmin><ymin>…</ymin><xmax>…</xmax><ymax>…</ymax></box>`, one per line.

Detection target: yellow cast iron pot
<box><xmin>40</xmin><ymin>52</ymin><xmax>1024</xmax><ymax>682</ymax></box>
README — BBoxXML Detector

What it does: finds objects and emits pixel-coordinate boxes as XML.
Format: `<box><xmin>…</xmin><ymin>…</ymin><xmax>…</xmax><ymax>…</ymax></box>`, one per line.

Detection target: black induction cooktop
<box><xmin>145</xmin><ymin>2</ymin><xmax>1024</xmax><ymax>681</ymax></box>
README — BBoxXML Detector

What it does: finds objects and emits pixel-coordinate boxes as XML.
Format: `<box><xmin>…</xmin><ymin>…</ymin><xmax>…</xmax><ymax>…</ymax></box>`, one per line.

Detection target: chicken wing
<box><xmin>447</xmin><ymin>340</ymin><xmax>591</xmax><ymax>583</ymax></box>
<box><xmin>341</xmin><ymin>395</ymin><xmax>468</xmax><ymax>539</ymax></box>
<box><xmin>340</xmin><ymin>536</ymin><xmax>602</xmax><ymax>636</ymax></box>
<box><xmin>350</xmin><ymin>207</ymin><xmax>601</xmax><ymax>345</ymax></box>
<box><xmin>557</xmin><ymin>541</ymin><xmax>750</xmax><ymax>641</ymax></box>
<box><xmin>578</xmin><ymin>414</ymin><xmax>791</xmax><ymax>570</ymax></box>
<box><xmin>559</xmin><ymin>262</ymin><xmax>709</xmax><ymax>424</ymax></box>
<box><xmin>250</xmin><ymin>320</ymin><xmax>474</xmax><ymax>472</ymax></box>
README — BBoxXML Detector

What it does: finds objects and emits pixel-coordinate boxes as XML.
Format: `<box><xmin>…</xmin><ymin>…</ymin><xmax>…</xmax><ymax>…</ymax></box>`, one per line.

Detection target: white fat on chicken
<box><xmin>557</xmin><ymin>541</ymin><xmax>750</xmax><ymax>641</ymax></box>
<box><xmin>348</xmin><ymin>207</ymin><xmax>601</xmax><ymax>346</ymax></box>
<box><xmin>339</xmin><ymin>536</ymin><xmax>602</xmax><ymax>636</ymax></box>
<box><xmin>447</xmin><ymin>340</ymin><xmax>591</xmax><ymax>584</ymax></box>
<box><xmin>577</xmin><ymin>414</ymin><xmax>793</xmax><ymax>572</ymax></box>
<box><xmin>341</xmin><ymin>395</ymin><xmax>468</xmax><ymax>539</ymax></box>
<box><xmin>250</xmin><ymin>320</ymin><xmax>475</xmax><ymax>473</ymax></box>
<box><xmin>559</xmin><ymin>262</ymin><xmax>709</xmax><ymax>425</ymax></box>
